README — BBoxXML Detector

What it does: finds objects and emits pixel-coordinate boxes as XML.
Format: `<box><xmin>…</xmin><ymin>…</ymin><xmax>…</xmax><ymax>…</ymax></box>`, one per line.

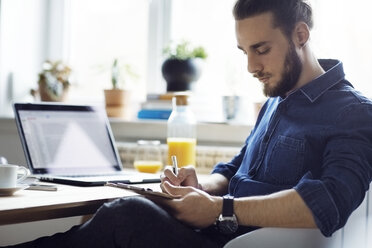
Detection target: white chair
<box><xmin>223</xmin><ymin>227</ymin><xmax>341</xmax><ymax>248</ymax></box>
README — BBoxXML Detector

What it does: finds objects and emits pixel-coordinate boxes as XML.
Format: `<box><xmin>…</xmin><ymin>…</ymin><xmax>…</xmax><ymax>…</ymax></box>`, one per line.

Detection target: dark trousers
<box><xmin>6</xmin><ymin>196</ymin><xmax>230</xmax><ymax>248</ymax></box>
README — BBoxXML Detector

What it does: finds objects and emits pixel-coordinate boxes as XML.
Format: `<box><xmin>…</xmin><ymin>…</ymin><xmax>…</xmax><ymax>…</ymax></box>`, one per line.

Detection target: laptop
<box><xmin>13</xmin><ymin>102</ymin><xmax>161</xmax><ymax>186</ymax></box>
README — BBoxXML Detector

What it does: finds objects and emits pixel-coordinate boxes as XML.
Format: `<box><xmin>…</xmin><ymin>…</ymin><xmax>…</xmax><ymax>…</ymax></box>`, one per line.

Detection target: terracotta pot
<box><xmin>33</xmin><ymin>61</ymin><xmax>71</xmax><ymax>102</ymax></box>
<box><xmin>38</xmin><ymin>85</ymin><xmax>69</xmax><ymax>102</ymax></box>
<box><xmin>31</xmin><ymin>78</ymin><xmax>69</xmax><ymax>102</ymax></box>
<box><xmin>104</xmin><ymin>89</ymin><xmax>131</xmax><ymax>119</ymax></box>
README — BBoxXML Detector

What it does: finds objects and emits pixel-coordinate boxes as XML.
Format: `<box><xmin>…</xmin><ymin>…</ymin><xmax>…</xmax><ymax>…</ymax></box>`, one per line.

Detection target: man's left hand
<box><xmin>152</xmin><ymin>181</ymin><xmax>222</xmax><ymax>229</ymax></box>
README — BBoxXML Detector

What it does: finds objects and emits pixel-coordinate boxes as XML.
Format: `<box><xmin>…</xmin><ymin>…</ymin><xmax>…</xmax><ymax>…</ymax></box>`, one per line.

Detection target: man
<box><xmin>8</xmin><ymin>0</ymin><xmax>372</xmax><ymax>247</ymax></box>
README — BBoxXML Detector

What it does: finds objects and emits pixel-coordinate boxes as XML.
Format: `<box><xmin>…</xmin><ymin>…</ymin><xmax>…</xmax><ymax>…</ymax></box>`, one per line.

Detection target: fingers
<box><xmin>177</xmin><ymin>166</ymin><xmax>195</xmax><ymax>178</ymax></box>
<box><xmin>160</xmin><ymin>166</ymin><xmax>181</xmax><ymax>193</ymax></box>
<box><xmin>160</xmin><ymin>181</ymin><xmax>168</xmax><ymax>193</ymax></box>
<box><xmin>177</xmin><ymin>166</ymin><xmax>199</xmax><ymax>188</ymax></box>
<box><xmin>160</xmin><ymin>165</ymin><xmax>199</xmax><ymax>191</ymax></box>
<box><xmin>161</xmin><ymin>166</ymin><xmax>181</xmax><ymax>186</ymax></box>
<box><xmin>162</xmin><ymin>181</ymin><xmax>194</xmax><ymax>197</ymax></box>
<box><xmin>157</xmin><ymin>182</ymin><xmax>192</xmax><ymax>214</ymax></box>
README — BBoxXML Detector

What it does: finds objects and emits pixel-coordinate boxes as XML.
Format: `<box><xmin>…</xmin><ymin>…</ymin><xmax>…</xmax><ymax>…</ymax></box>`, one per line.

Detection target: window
<box><xmin>66</xmin><ymin>0</ymin><xmax>149</xmax><ymax>104</ymax></box>
<box><xmin>168</xmin><ymin>0</ymin><xmax>263</xmax><ymax>123</ymax></box>
<box><xmin>170</xmin><ymin>0</ymin><xmax>259</xmax><ymax>97</ymax></box>
<box><xmin>0</xmin><ymin>0</ymin><xmax>151</xmax><ymax>116</ymax></box>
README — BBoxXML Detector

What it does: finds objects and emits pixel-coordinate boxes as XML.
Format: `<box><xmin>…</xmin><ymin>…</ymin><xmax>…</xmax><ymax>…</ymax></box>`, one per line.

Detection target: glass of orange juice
<box><xmin>167</xmin><ymin>137</ymin><xmax>196</xmax><ymax>167</ymax></box>
<box><xmin>134</xmin><ymin>140</ymin><xmax>163</xmax><ymax>173</ymax></box>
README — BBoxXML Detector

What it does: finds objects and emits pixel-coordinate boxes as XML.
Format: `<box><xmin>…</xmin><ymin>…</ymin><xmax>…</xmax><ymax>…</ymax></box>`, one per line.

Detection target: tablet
<box><xmin>105</xmin><ymin>182</ymin><xmax>176</xmax><ymax>199</ymax></box>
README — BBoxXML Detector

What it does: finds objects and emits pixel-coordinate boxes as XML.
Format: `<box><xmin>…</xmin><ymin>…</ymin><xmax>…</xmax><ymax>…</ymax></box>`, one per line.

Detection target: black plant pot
<box><xmin>161</xmin><ymin>58</ymin><xmax>202</xmax><ymax>92</ymax></box>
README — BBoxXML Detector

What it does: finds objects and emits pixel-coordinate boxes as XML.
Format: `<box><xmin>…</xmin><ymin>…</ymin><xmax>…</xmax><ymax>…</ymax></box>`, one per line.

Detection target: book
<box><xmin>138</xmin><ymin>94</ymin><xmax>173</xmax><ymax>119</ymax></box>
<box><xmin>140</xmin><ymin>99</ymin><xmax>172</xmax><ymax>110</ymax></box>
<box><xmin>146</xmin><ymin>91</ymin><xmax>191</xmax><ymax>101</ymax></box>
<box><xmin>105</xmin><ymin>183</ymin><xmax>178</xmax><ymax>199</ymax></box>
<box><xmin>137</xmin><ymin>109</ymin><xmax>172</xmax><ymax>120</ymax></box>
<box><xmin>146</xmin><ymin>93</ymin><xmax>176</xmax><ymax>101</ymax></box>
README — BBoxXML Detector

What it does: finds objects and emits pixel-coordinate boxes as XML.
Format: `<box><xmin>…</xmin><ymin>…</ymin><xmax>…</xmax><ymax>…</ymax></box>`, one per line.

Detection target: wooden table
<box><xmin>0</xmin><ymin>182</ymin><xmax>160</xmax><ymax>226</ymax></box>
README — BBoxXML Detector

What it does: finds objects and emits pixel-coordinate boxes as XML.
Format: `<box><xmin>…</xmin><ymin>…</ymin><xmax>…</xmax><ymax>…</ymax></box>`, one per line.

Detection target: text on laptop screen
<box><xmin>18</xmin><ymin>109</ymin><xmax>119</xmax><ymax>174</ymax></box>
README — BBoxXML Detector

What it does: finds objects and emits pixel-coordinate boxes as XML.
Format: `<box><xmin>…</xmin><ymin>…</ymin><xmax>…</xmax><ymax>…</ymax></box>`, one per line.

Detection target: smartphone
<box><xmin>105</xmin><ymin>183</ymin><xmax>176</xmax><ymax>199</ymax></box>
<box><xmin>27</xmin><ymin>183</ymin><xmax>58</xmax><ymax>191</ymax></box>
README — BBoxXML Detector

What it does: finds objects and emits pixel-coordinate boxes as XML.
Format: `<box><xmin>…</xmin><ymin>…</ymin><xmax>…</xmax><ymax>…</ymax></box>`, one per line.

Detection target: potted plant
<box><xmin>31</xmin><ymin>60</ymin><xmax>71</xmax><ymax>102</ymax></box>
<box><xmin>104</xmin><ymin>59</ymin><xmax>138</xmax><ymax>119</ymax></box>
<box><xmin>161</xmin><ymin>41</ymin><xmax>207</xmax><ymax>92</ymax></box>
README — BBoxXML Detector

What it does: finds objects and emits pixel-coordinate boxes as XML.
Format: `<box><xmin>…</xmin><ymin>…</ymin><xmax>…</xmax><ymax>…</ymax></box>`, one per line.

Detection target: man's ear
<box><xmin>292</xmin><ymin>22</ymin><xmax>310</xmax><ymax>48</ymax></box>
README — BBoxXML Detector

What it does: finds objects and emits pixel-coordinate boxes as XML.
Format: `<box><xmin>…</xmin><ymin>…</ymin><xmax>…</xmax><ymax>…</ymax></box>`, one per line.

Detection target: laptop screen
<box><xmin>14</xmin><ymin>103</ymin><xmax>122</xmax><ymax>175</ymax></box>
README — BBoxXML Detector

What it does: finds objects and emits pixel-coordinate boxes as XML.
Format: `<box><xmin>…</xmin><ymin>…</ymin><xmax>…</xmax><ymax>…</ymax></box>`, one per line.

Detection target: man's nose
<box><xmin>247</xmin><ymin>55</ymin><xmax>263</xmax><ymax>74</ymax></box>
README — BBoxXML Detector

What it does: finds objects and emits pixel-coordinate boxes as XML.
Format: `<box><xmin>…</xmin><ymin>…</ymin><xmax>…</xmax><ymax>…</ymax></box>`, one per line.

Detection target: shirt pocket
<box><xmin>264</xmin><ymin>135</ymin><xmax>305</xmax><ymax>185</ymax></box>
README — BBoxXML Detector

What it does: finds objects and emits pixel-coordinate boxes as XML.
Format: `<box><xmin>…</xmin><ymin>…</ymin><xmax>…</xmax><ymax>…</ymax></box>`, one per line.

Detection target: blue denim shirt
<box><xmin>212</xmin><ymin>59</ymin><xmax>372</xmax><ymax>237</ymax></box>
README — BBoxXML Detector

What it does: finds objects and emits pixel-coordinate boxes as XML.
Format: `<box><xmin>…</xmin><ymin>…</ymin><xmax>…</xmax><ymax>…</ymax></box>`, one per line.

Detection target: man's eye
<box><xmin>256</xmin><ymin>48</ymin><xmax>271</xmax><ymax>55</ymax></box>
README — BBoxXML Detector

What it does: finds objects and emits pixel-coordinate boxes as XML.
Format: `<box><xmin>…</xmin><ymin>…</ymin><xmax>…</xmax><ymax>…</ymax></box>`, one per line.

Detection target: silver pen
<box><xmin>171</xmin><ymin>155</ymin><xmax>178</xmax><ymax>175</ymax></box>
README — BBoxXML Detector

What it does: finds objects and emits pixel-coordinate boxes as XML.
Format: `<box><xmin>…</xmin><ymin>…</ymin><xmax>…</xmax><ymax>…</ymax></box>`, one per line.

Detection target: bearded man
<box><xmin>7</xmin><ymin>0</ymin><xmax>372</xmax><ymax>248</ymax></box>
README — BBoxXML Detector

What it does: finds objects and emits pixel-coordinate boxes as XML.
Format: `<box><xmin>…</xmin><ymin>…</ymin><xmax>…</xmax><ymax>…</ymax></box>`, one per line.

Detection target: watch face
<box><xmin>218</xmin><ymin>215</ymin><xmax>239</xmax><ymax>234</ymax></box>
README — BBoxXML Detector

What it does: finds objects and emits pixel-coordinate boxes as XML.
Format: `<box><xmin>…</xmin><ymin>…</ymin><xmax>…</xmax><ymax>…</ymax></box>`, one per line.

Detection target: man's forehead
<box><xmin>236</xmin><ymin>12</ymin><xmax>276</xmax><ymax>34</ymax></box>
<box><xmin>235</xmin><ymin>12</ymin><xmax>281</xmax><ymax>47</ymax></box>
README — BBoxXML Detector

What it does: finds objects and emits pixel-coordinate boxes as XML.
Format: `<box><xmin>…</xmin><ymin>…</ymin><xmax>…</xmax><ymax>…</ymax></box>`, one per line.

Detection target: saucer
<box><xmin>0</xmin><ymin>185</ymin><xmax>29</xmax><ymax>196</ymax></box>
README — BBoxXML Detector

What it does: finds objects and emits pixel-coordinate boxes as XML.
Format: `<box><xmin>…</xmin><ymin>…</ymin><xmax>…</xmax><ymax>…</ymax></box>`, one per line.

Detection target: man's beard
<box><xmin>259</xmin><ymin>42</ymin><xmax>302</xmax><ymax>98</ymax></box>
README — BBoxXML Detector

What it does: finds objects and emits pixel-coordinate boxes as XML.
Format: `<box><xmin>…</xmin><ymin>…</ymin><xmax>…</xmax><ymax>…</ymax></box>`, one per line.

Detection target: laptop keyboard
<box><xmin>61</xmin><ymin>173</ymin><xmax>129</xmax><ymax>178</ymax></box>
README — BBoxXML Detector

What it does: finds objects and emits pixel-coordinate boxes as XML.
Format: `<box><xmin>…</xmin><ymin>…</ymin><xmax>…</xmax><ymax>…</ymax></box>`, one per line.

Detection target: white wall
<box><xmin>0</xmin><ymin>118</ymin><xmax>26</xmax><ymax>165</ymax></box>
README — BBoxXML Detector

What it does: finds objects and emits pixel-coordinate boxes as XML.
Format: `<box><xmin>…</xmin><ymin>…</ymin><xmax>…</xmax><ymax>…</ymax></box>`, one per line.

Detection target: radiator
<box><xmin>116</xmin><ymin>142</ymin><xmax>241</xmax><ymax>174</ymax></box>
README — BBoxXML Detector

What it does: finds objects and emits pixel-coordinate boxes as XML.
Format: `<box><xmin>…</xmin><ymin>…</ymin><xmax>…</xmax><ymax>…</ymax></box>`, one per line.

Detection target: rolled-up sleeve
<box><xmin>295</xmin><ymin>103</ymin><xmax>372</xmax><ymax>236</ymax></box>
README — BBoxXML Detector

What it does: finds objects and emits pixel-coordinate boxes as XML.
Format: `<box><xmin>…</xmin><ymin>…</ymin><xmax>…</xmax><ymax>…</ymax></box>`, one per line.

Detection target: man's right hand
<box><xmin>160</xmin><ymin>165</ymin><xmax>202</xmax><ymax>192</ymax></box>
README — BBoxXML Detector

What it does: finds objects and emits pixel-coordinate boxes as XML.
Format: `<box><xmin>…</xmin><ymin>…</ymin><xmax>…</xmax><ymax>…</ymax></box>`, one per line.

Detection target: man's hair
<box><xmin>233</xmin><ymin>0</ymin><xmax>313</xmax><ymax>38</ymax></box>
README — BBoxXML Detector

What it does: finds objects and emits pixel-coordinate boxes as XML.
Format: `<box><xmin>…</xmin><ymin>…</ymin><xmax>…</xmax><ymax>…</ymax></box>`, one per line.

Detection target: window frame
<box><xmin>146</xmin><ymin>0</ymin><xmax>172</xmax><ymax>94</ymax></box>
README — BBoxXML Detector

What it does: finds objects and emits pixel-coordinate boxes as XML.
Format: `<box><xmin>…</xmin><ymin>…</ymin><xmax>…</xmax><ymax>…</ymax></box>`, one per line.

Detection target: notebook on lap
<box><xmin>13</xmin><ymin>103</ymin><xmax>160</xmax><ymax>186</ymax></box>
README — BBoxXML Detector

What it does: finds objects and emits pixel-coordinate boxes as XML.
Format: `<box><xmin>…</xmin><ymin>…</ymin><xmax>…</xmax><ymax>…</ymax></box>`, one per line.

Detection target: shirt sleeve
<box><xmin>211</xmin><ymin>144</ymin><xmax>247</xmax><ymax>180</ymax></box>
<box><xmin>294</xmin><ymin>103</ymin><xmax>372</xmax><ymax>237</ymax></box>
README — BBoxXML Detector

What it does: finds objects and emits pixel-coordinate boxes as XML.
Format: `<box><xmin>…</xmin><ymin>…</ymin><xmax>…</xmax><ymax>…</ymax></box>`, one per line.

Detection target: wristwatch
<box><xmin>216</xmin><ymin>195</ymin><xmax>239</xmax><ymax>234</ymax></box>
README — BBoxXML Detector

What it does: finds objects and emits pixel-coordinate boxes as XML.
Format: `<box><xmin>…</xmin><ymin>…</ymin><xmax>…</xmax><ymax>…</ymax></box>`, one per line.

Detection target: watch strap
<box><xmin>222</xmin><ymin>195</ymin><xmax>234</xmax><ymax>217</ymax></box>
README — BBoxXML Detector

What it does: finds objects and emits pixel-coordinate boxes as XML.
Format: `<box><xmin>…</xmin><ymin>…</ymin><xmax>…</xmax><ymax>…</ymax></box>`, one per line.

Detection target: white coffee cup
<box><xmin>0</xmin><ymin>164</ymin><xmax>30</xmax><ymax>188</ymax></box>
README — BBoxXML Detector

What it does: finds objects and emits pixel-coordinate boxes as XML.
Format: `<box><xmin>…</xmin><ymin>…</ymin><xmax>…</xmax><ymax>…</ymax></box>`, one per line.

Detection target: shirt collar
<box><xmin>299</xmin><ymin>59</ymin><xmax>347</xmax><ymax>103</ymax></box>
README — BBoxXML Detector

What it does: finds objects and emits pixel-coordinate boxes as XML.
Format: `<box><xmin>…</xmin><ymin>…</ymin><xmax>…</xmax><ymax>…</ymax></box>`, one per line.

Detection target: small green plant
<box><xmin>163</xmin><ymin>40</ymin><xmax>208</xmax><ymax>60</ymax></box>
<box><xmin>111</xmin><ymin>59</ymin><xmax>119</xmax><ymax>89</ymax></box>
<box><xmin>111</xmin><ymin>59</ymin><xmax>139</xmax><ymax>89</ymax></box>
